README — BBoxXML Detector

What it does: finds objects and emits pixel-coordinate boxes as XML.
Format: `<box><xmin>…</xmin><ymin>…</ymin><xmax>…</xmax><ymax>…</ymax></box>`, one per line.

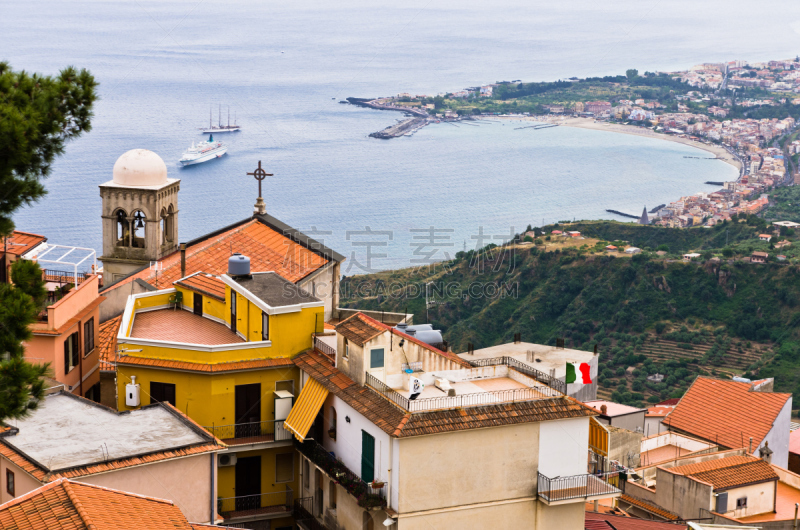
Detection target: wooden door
<box><xmin>230</xmin><ymin>292</ymin><xmax>237</xmax><ymax>334</ymax></box>
<box><xmin>361</xmin><ymin>430</ymin><xmax>375</xmax><ymax>483</ymax></box>
<box><xmin>235</xmin><ymin>383</ymin><xmax>261</xmax><ymax>437</ymax></box>
<box><xmin>235</xmin><ymin>455</ymin><xmax>261</xmax><ymax>511</ymax></box>
<box><xmin>193</xmin><ymin>293</ymin><xmax>203</xmax><ymax>316</ymax></box>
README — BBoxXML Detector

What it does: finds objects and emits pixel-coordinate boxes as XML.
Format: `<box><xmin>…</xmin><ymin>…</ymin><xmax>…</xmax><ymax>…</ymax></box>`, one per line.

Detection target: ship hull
<box><xmin>201</xmin><ymin>127</ymin><xmax>240</xmax><ymax>133</ymax></box>
<box><xmin>180</xmin><ymin>147</ymin><xmax>228</xmax><ymax>166</ymax></box>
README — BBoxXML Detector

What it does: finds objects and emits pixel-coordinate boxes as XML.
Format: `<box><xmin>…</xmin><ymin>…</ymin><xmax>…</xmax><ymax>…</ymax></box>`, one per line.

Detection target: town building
<box><xmin>585</xmin><ymin>401</ymin><xmax>646</xmax><ymax>433</ymax></box>
<box><xmin>644</xmin><ymin>405</ymin><xmax>674</xmax><ymax>436</ymax></box>
<box><xmin>0</xmin><ymin>478</ymin><xmax>237</xmax><ymax>530</ymax></box>
<box><xmin>283</xmin><ymin>312</ymin><xmax>617</xmax><ymax>530</ymax></box>
<box><xmin>1</xmin><ymin>230</ymin><xmax>104</xmax><ymax>400</ymax></box>
<box><xmin>661</xmin><ymin>377</ymin><xmax>791</xmax><ymax>468</ymax></box>
<box><xmin>0</xmin><ymin>392</ymin><xmax>223</xmax><ymax>524</ymax></box>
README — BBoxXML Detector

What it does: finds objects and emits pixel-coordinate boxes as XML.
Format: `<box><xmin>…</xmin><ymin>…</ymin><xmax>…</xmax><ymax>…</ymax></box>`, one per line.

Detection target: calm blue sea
<box><xmin>5</xmin><ymin>0</ymin><xmax>800</xmax><ymax>271</ymax></box>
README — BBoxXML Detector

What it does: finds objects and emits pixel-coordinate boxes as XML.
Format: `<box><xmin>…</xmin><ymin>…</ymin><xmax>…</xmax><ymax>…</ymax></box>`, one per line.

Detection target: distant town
<box><xmin>354</xmin><ymin>57</ymin><xmax>800</xmax><ymax>228</ymax></box>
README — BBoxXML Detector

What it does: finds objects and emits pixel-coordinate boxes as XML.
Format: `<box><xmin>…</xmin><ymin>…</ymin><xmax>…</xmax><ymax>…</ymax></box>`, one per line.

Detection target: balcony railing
<box><xmin>467</xmin><ymin>356</ymin><xmax>567</xmax><ymax>394</ymax></box>
<box><xmin>218</xmin><ymin>487</ymin><xmax>293</xmax><ymax>519</ymax></box>
<box><xmin>314</xmin><ymin>336</ymin><xmax>336</xmax><ymax>364</ymax></box>
<box><xmin>204</xmin><ymin>419</ymin><xmax>292</xmax><ymax>445</ymax></box>
<box><xmin>293</xmin><ymin>497</ymin><xmax>329</xmax><ymax>530</ymax></box>
<box><xmin>43</xmin><ymin>269</ymin><xmax>87</xmax><ymax>285</ymax></box>
<box><xmin>365</xmin><ymin>371</ymin><xmax>562</xmax><ymax>413</ymax></box>
<box><xmin>295</xmin><ymin>439</ymin><xmax>387</xmax><ymax>510</ymax></box>
<box><xmin>537</xmin><ymin>471</ymin><xmax>621</xmax><ymax>503</ymax></box>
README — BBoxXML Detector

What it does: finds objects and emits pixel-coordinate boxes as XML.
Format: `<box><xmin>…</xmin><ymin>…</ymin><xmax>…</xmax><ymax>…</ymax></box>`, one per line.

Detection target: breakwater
<box><xmin>649</xmin><ymin>204</ymin><xmax>665</xmax><ymax>214</ymax></box>
<box><xmin>606</xmin><ymin>209</ymin><xmax>639</xmax><ymax>220</ymax></box>
<box><xmin>370</xmin><ymin>117</ymin><xmax>428</xmax><ymax>139</ymax></box>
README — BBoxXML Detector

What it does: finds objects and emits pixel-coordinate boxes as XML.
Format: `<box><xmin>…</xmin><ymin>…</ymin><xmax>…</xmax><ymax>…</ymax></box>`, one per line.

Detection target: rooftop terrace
<box><xmin>130</xmin><ymin>309</ymin><xmax>244</xmax><ymax>345</ymax></box>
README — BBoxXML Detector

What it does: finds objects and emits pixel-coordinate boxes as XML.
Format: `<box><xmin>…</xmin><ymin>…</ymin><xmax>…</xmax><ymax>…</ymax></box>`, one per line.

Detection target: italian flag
<box><xmin>566</xmin><ymin>362</ymin><xmax>592</xmax><ymax>385</ymax></box>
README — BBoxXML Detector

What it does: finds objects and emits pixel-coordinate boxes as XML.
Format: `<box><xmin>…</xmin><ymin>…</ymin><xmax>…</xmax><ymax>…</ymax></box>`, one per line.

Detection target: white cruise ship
<box><xmin>180</xmin><ymin>135</ymin><xmax>228</xmax><ymax>166</ymax></box>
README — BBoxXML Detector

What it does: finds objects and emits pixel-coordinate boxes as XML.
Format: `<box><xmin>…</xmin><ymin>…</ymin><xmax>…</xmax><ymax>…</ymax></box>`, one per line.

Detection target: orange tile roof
<box><xmin>116</xmin><ymin>355</ymin><xmax>295</xmax><ymax>373</ymax></box>
<box><xmin>103</xmin><ymin>216</ymin><xmax>333</xmax><ymax>293</ymax></box>
<box><xmin>294</xmin><ymin>349</ymin><xmax>596</xmax><ymax>438</ymax></box>
<box><xmin>175</xmin><ymin>272</ymin><xmax>226</xmax><ymax>301</ymax></box>
<box><xmin>98</xmin><ymin>316</ymin><xmax>122</xmax><ymax>371</ymax></box>
<box><xmin>0</xmin><ymin>230</ymin><xmax>46</xmax><ymax>257</ymax></box>
<box><xmin>661</xmin><ymin>377</ymin><xmax>790</xmax><ymax>450</ymax></box>
<box><xmin>585</xmin><ymin>512</ymin><xmax>687</xmax><ymax>529</ymax></box>
<box><xmin>618</xmin><ymin>494</ymin><xmax>680</xmax><ymax>521</ymax></box>
<box><xmin>335</xmin><ymin>312</ymin><xmax>385</xmax><ymax>345</ymax></box>
<box><xmin>0</xmin><ymin>478</ymin><xmax>196</xmax><ymax>529</ymax></box>
<box><xmin>665</xmin><ymin>454</ymin><xmax>778</xmax><ymax>491</ymax></box>
<box><xmin>130</xmin><ymin>310</ymin><xmax>243</xmax><ymax>345</ymax></box>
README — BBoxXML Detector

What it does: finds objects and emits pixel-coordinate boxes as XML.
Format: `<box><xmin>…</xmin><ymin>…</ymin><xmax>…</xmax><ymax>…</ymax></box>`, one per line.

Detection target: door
<box><xmin>361</xmin><ymin>430</ymin><xmax>375</xmax><ymax>483</ymax></box>
<box><xmin>230</xmin><ymin>293</ymin><xmax>237</xmax><ymax>334</ymax></box>
<box><xmin>235</xmin><ymin>455</ymin><xmax>261</xmax><ymax>512</ymax></box>
<box><xmin>193</xmin><ymin>293</ymin><xmax>203</xmax><ymax>316</ymax></box>
<box><xmin>150</xmin><ymin>382</ymin><xmax>176</xmax><ymax>406</ymax></box>
<box><xmin>369</xmin><ymin>347</ymin><xmax>385</xmax><ymax>382</ymax></box>
<box><xmin>235</xmin><ymin>384</ymin><xmax>261</xmax><ymax>437</ymax></box>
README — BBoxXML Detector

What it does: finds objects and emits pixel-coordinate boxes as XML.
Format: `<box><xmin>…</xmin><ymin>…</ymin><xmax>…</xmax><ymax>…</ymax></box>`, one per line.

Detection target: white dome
<box><xmin>112</xmin><ymin>149</ymin><xmax>168</xmax><ymax>187</ymax></box>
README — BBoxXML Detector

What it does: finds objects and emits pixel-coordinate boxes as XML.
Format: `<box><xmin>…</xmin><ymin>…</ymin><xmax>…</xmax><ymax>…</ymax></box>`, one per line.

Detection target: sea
<box><xmin>6</xmin><ymin>0</ymin><xmax>800</xmax><ymax>272</ymax></box>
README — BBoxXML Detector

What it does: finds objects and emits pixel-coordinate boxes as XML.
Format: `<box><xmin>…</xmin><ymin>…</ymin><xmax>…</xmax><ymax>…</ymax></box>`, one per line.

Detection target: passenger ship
<box><xmin>180</xmin><ymin>135</ymin><xmax>228</xmax><ymax>166</ymax></box>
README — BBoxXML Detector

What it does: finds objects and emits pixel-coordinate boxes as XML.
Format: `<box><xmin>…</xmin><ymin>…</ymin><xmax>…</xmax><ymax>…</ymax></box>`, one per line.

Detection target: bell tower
<box><xmin>99</xmin><ymin>149</ymin><xmax>180</xmax><ymax>285</ymax></box>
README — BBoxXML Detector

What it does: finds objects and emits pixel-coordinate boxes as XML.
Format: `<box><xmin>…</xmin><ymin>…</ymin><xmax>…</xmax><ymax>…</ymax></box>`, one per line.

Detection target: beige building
<box><xmin>0</xmin><ymin>391</ymin><xmax>224</xmax><ymax>524</ymax></box>
<box><xmin>283</xmin><ymin>312</ymin><xmax>619</xmax><ymax>530</ymax></box>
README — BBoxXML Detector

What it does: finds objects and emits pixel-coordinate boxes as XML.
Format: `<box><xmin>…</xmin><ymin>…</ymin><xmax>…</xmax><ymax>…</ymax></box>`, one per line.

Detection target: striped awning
<box><xmin>284</xmin><ymin>377</ymin><xmax>329</xmax><ymax>442</ymax></box>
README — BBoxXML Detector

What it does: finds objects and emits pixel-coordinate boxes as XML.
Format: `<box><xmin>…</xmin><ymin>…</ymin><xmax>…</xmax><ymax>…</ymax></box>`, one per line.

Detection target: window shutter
<box><xmin>71</xmin><ymin>333</ymin><xmax>80</xmax><ymax>368</ymax></box>
<box><xmin>64</xmin><ymin>338</ymin><xmax>70</xmax><ymax>374</ymax></box>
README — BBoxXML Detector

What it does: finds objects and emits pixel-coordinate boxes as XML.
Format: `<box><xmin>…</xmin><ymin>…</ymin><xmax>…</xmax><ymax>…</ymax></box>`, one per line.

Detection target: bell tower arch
<box><xmin>99</xmin><ymin>149</ymin><xmax>180</xmax><ymax>285</ymax></box>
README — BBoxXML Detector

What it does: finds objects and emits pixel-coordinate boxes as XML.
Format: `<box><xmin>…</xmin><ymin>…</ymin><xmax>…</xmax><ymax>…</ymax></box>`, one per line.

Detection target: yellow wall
<box><xmin>175</xmin><ymin>286</ymin><xmax>227</xmax><ymax>322</ymax></box>
<box><xmin>217</xmin><ymin>447</ymin><xmax>299</xmax><ymax>499</ymax></box>
<box><xmin>116</xmin><ymin>365</ymin><xmax>300</xmax><ymax>426</ymax></box>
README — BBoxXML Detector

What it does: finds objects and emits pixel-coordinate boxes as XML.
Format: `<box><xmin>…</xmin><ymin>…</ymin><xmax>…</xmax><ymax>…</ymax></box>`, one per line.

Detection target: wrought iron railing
<box><xmin>295</xmin><ymin>438</ymin><xmax>387</xmax><ymax>509</ymax></box>
<box><xmin>204</xmin><ymin>419</ymin><xmax>292</xmax><ymax>442</ymax></box>
<box><xmin>218</xmin><ymin>487</ymin><xmax>293</xmax><ymax>517</ymax></box>
<box><xmin>467</xmin><ymin>356</ymin><xmax>567</xmax><ymax>394</ymax></box>
<box><xmin>293</xmin><ymin>497</ymin><xmax>328</xmax><ymax>530</ymax></box>
<box><xmin>364</xmin><ymin>371</ymin><xmax>562</xmax><ymax>413</ymax></box>
<box><xmin>537</xmin><ymin>471</ymin><xmax>621</xmax><ymax>503</ymax></box>
<box><xmin>43</xmin><ymin>269</ymin><xmax>88</xmax><ymax>285</ymax></box>
<box><xmin>314</xmin><ymin>336</ymin><xmax>336</xmax><ymax>364</ymax></box>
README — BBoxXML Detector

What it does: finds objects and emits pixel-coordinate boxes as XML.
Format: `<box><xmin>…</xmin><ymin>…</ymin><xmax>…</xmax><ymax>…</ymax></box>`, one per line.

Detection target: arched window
<box><xmin>165</xmin><ymin>204</ymin><xmax>175</xmax><ymax>243</ymax></box>
<box><xmin>159</xmin><ymin>208</ymin><xmax>167</xmax><ymax>245</ymax></box>
<box><xmin>329</xmin><ymin>480</ymin><xmax>337</xmax><ymax>509</ymax></box>
<box><xmin>131</xmin><ymin>210</ymin><xmax>146</xmax><ymax>248</ymax></box>
<box><xmin>115</xmin><ymin>209</ymin><xmax>129</xmax><ymax>247</ymax></box>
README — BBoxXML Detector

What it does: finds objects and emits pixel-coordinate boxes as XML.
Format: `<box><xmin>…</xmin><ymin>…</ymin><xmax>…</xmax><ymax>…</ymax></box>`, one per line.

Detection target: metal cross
<box><xmin>247</xmin><ymin>161</ymin><xmax>273</xmax><ymax>198</ymax></box>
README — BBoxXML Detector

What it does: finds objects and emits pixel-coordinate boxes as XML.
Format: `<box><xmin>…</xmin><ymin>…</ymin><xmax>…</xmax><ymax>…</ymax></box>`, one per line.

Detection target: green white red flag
<box><xmin>566</xmin><ymin>362</ymin><xmax>592</xmax><ymax>385</ymax></box>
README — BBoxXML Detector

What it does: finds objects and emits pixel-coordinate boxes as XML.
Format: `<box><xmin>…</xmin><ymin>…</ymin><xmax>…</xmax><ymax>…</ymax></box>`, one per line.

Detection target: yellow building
<box><xmin>115</xmin><ymin>265</ymin><xmax>324</xmax><ymax>528</ymax></box>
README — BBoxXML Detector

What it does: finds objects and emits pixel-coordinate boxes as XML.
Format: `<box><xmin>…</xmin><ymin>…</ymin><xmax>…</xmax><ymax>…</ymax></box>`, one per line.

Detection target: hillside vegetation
<box><xmin>341</xmin><ymin>216</ymin><xmax>800</xmax><ymax>409</ymax></box>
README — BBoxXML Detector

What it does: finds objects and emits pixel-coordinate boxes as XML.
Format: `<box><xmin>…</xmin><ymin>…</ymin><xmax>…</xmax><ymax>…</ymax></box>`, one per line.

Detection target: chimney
<box><xmin>180</xmin><ymin>243</ymin><xmax>186</xmax><ymax>278</ymax></box>
<box><xmin>749</xmin><ymin>437</ymin><xmax>753</xmax><ymax>454</ymax></box>
<box><xmin>594</xmin><ymin>344</ymin><xmax>598</xmax><ymax>356</ymax></box>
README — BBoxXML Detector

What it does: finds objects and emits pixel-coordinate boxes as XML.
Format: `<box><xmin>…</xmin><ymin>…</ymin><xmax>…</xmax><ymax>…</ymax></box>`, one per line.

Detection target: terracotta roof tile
<box><xmin>662</xmin><ymin>377</ymin><xmax>790</xmax><ymax>450</ymax></box>
<box><xmin>175</xmin><ymin>272</ymin><xmax>226</xmax><ymax>301</ymax></box>
<box><xmin>0</xmin><ymin>478</ymin><xmax>196</xmax><ymax>529</ymax></box>
<box><xmin>618</xmin><ymin>494</ymin><xmax>680</xmax><ymax>521</ymax></box>
<box><xmin>294</xmin><ymin>350</ymin><xmax>596</xmax><ymax>438</ymax></box>
<box><xmin>585</xmin><ymin>512</ymin><xmax>688</xmax><ymax>529</ymax></box>
<box><xmin>116</xmin><ymin>355</ymin><xmax>295</xmax><ymax>373</ymax></box>
<box><xmin>665</xmin><ymin>454</ymin><xmax>778</xmax><ymax>491</ymax></box>
<box><xmin>98</xmin><ymin>316</ymin><xmax>122</xmax><ymax>371</ymax></box>
<box><xmin>0</xmin><ymin>231</ymin><xmax>46</xmax><ymax>257</ymax></box>
<box><xmin>104</xmin><ymin>218</ymin><xmax>331</xmax><ymax>294</ymax></box>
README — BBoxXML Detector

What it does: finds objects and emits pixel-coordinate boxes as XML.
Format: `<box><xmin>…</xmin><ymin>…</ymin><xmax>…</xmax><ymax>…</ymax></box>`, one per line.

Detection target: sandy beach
<box><xmin>478</xmin><ymin>115</ymin><xmax>742</xmax><ymax>173</ymax></box>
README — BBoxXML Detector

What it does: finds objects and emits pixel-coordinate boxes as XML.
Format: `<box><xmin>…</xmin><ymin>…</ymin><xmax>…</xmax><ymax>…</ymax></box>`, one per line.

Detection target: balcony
<box><xmin>293</xmin><ymin>497</ymin><xmax>330</xmax><ymax>530</ymax></box>
<box><xmin>218</xmin><ymin>488</ymin><xmax>293</xmax><ymax>521</ymax></box>
<box><xmin>313</xmin><ymin>336</ymin><xmax>336</xmax><ymax>365</ymax></box>
<box><xmin>295</xmin><ymin>439</ymin><xmax>386</xmax><ymax>509</ymax></box>
<box><xmin>204</xmin><ymin>419</ymin><xmax>292</xmax><ymax>447</ymax></box>
<box><xmin>537</xmin><ymin>471</ymin><xmax>622</xmax><ymax>506</ymax></box>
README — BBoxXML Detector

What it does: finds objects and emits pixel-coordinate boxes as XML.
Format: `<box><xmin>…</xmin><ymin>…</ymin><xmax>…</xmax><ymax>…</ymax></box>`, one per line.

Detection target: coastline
<box><xmin>477</xmin><ymin>115</ymin><xmax>742</xmax><ymax>173</ymax></box>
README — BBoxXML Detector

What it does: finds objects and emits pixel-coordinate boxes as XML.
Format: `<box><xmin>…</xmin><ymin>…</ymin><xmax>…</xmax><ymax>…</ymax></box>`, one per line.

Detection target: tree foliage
<box><xmin>0</xmin><ymin>260</ymin><xmax>50</xmax><ymax>421</ymax></box>
<box><xmin>0</xmin><ymin>62</ymin><xmax>97</xmax><ymax>235</ymax></box>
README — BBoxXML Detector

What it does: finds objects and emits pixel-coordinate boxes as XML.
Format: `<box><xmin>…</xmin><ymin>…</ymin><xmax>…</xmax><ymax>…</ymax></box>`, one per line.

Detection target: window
<box><xmin>64</xmin><ymin>332</ymin><xmax>79</xmax><ymax>374</ymax></box>
<box><xmin>328</xmin><ymin>407</ymin><xmax>337</xmax><ymax>441</ymax></box>
<box><xmin>343</xmin><ymin>338</ymin><xmax>349</xmax><ymax>359</ymax></box>
<box><xmin>6</xmin><ymin>470</ymin><xmax>14</xmax><ymax>497</ymax></box>
<box><xmin>362</xmin><ymin>511</ymin><xmax>374</xmax><ymax>530</ymax></box>
<box><xmin>150</xmin><ymin>382</ymin><xmax>176</xmax><ymax>406</ymax></box>
<box><xmin>303</xmin><ymin>459</ymin><xmax>310</xmax><ymax>489</ymax></box>
<box><xmin>276</xmin><ymin>380</ymin><xmax>294</xmax><ymax>395</ymax></box>
<box><xmin>329</xmin><ymin>480</ymin><xmax>337</xmax><ymax>508</ymax></box>
<box><xmin>370</xmin><ymin>348</ymin><xmax>384</xmax><ymax>369</ymax></box>
<box><xmin>276</xmin><ymin>453</ymin><xmax>294</xmax><ymax>483</ymax></box>
<box><xmin>230</xmin><ymin>292</ymin><xmax>237</xmax><ymax>334</ymax></box>
<box><xmin>83</xmin><ymin>318</ymin><xmax>95</xmax><ymax>355</ymax></box>
<box><xmin>262</xmin><ymin>311</ymin><xmax>269</xmax><ymax>341</ymax></box>
<box><xmin>736</xmin><ymin>497</ymin><xmax>748</xmax><ymax>509</ymax></box>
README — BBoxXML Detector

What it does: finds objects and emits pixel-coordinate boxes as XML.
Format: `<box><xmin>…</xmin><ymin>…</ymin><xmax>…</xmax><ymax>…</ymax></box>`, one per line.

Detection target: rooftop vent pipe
<box><xmin>180</xmin><ymin>243</ymin><xmax>186</xmax><ymax>278</ymax></box>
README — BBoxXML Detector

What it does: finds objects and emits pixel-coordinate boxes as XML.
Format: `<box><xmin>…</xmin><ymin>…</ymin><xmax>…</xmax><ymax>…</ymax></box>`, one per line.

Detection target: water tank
<box><xmin>228</xmin><ymin>253</ymin><xmax>250</xmax><ymax>276</ymax></box>
<box><xmin>406</xmin><ymin>324</ymin><xmax>433</xmax><ymax>332</ymax></box>
<box><xmin>414</xmin><ymin>330</ymin><xmax>444</xmax><ymax>345</ymax></box>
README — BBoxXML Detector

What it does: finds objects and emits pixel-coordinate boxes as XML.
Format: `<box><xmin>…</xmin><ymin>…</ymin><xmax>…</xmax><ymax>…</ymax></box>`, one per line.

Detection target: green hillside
<box><xmin>340</xmin><ymin>216</ymin><xmax>800</xmax><ymax>409</ymax></box>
